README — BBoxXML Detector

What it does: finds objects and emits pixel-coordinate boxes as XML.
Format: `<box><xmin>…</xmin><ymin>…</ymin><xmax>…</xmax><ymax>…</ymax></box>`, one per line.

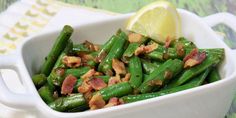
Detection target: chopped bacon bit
<box><xmin>164</xmin><ymin>70</ymin><xmax>173</xmax><ymax>80</ymax></box>
<box><xmin>183</xmin><ymin>48</ymin><xmax>198</xmax><ymax>62</ymax></box>
<box><xmin>119</xmin><ymin>98</ymin><xmax>125</xmax><ymax>104</ymax></box>
<box><xmin>55</xmin><ymin>68</ymin><xmax>65</xmax><ymax>76</ymax></box>
<box><xmin>83</xmin><ymin>40</ymin><xmax>97</xmax><ymax>51</ymax></box>
<box><xmin>53</xmin><ymin>91</ymin><xmax>59</xmax><ymax>99</ymax></box>
<box><xmin>148</xmin><ymin>79</ymin><xmax>163</xmax><ymax>86</ymax></box>
<box><xmin>122</xmin><ymin>73</ymin><xmax>131</xmax><ymax>82</ymax></box>
<box><xmin>81</xmin><ymin>69</ymin><xmax>96</xmax><ymax>80</ymax></box>
<box><xmin>128</xmin><ymin>33</ymin><xmax>143</xmax><ymax>43</ymax></box>
<box><xmin>94</xmin><ymin>72</ymin><xmax>103</xmax><ymax>76</ymax></box>
<box><xmin>112</xmin><ymin>59</ymin><xmax>126</xmax><ymax>75</ymax></box>
<box><xmin>89</xmin><ymin>78</ymin><xmax>107</xmax><ymax>90</ymax></box>
<box><xmin>144</xmin><ymin>43</ymin><xmax>158</xmax><ymax>53</ymax></box>
<box><xmin>134</xmin><ymin>43</ymin><xmax>158</xmax><ymax>56</ymax></box>
<box><xmin>61</xmin><ymin>75</ymin><xmax>77</xmax><ymax>95</ymax></box>
<box><xmin>176</xmin><ymin>43</ymin><xmax>185</xmax><ymax>57</ymax></box>
<box><xmin>104</xmin><ymin>97</ymin><xmax>120</xmax><ymax>108</ymax></box>
<box><xmin>165</xmin><ymin>36</ymin><xmax>171</xmax><ymax>48</ymax></box>
<box><xmin>84</xmin><ymin>91</ymin><xmax>93</xmax><ymax>101</ymax></box>
<box><xmin>183</xmin><ymin>48</ymin><xmax>206</xmax><ymax>68</ymax></box>
<box><xmin>94</xmin><ymin>45</ymin><xmax>100</xmax><ymax>51</ymax></box>
<box><xmin>108</xmin><ymin>75</ymin><xmax>121</xmax><ymax>86</ymax></box>
<box><xmin>96</xmin><ymin>51</ymin><xmax>107</xmax><ymax>63</ymax></box>
<box><xmin>78</xmin><ymin>80</ymin><xmax>93</xmax><ymax>93</ymax></box>
<box><xmin>106</xmin><ymin>70</ymin><xmax>114</xmax><ymax>76</ymax></box>
<box><xmin>89</xmin><ymin>93</ymin><xmax>106</xmax><ymax>110</ymax></box>
<box><xmin>62</xmin><ymin>56</ymin><xmax>81</xmax><ymax>68</ymax></box>
<box><xmin>78</xmin><ymin>53</ymin><xmax>94</xmax><ymax>62</ymax></box>
<box><xmin>134</xmin><ymin>45</ymin><xmax>145</xmax><ymax>56</ymax></box>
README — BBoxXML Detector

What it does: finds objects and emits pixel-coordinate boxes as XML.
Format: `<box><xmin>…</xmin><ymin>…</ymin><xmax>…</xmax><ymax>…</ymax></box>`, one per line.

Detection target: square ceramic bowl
<box><xmin>0</xmin><ymin>9</ymin><xmax>236</xmax><ymax>118</ymax></box>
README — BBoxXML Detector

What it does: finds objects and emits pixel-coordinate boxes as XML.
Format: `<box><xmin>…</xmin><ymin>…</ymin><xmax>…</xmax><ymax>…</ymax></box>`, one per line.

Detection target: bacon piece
<box><xmin>83</xmin><ymin>40</ymin><xmax>97</xmax><ymax>51</ymax></box>
<box><xmin>89</xmin><ymin>93</ymin><xmax>106</xmax><ymax>110</ymax></box>
<box><xmin>61</xmin><ymin>75</ymin><xmax>77</xmax><ymax>95</ymax></box>
<box><xmin>78</xmin><ymin>53</ymin><xmax>94</xmax><ymax>62</ymax></box>
<box><xmin>134</xmin><ymin>43</ymin><xmax>158</xmax><ymax>56</ymax></box>
<box><xmin>112</xmin><ymin>59</ymin><xmax>126</xmax><ymax>75</ymax></box>
<box><xmin>108</xmin><ymin>75</ymin><xmax>121</xmax><ymax>86</ymax></box>
<box><xmin>95</xmin><ymin>51</ymin><xmax>107</xmax><ymax>63</ymax></box>
<box><xmin>128</xmin><ymin>33</ymin><xmax>143</xmax><ymax>43</ymax></box>
<box><xmin>55</xmin><ymin>68</ymin><xmax>65</xmax><ymax>76</ymax></box>
<box><xmin>104</xmin><ymin>97</ymin><xmax>120</xmax><ymax>108</ymax></box>
<box><xmin>183</xmin><ymin>48</ymin><xmax>198</xmax><ymax>62</ymax></box>
<box><xmin>121</xmin><ymin>73</ymin><xmax>131</xmax><ymax>82</ymax></box>
<box><xmin>165</xmin><ymin>36</ymin><xmax>171</xmax><ymax>48</ymax></box>
<box><xmin>89</xmin><ymin>78</ymin><xmax>107</xmax><ymax>90</ymax></box>
<box><xmin>144</xmin><ymin>43</ymin><xmax>158</xmax><ymax>53</ymax></box>
<box><xmin>164</xmin><ymin>70</ymin><xmax>173</xmax><ymax>80</ymax></box>
<box><xmin>81</xmin><ymin>69</ymin><xmax>96</xmax><ymax>80</ymax></box>
<box><xmin>183</xmin><ymin>48</ymin><xmax>206</xmax><ymax>68</ymax></box>
<box><xmin>78</xmin><ymin>80</ymin><xmax>93</xmax><ymax>93</ymax></box>
<box><xmin>84</xmin><ymin>91</ymin><xmax>93</xmax><ymax>101</ymax></box>
<box><xmin>148</xmin><ymin>79</ymin><xmax>163</xmax><ymax>86</ymax></box>
<box><xmin>134</xmin><ymin>45</ymin><xmax>145</xmax><ymax>56</ymax></box>
<box><xmin>176</xmin><ymin>43</ymin><xmax>185</xmax><ymax>57</ymax></box>
<box><xmin>62</xmin><ymin>56</ymin><xmax>81</xmax><ymax>68</ymax></box>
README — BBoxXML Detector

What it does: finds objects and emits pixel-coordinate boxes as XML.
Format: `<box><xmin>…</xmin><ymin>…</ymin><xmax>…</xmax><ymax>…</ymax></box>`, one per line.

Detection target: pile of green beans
<box><xmin>32</xmin><ymin>25</ymin><xmax>224</xmax><ymax>112</ymax></box>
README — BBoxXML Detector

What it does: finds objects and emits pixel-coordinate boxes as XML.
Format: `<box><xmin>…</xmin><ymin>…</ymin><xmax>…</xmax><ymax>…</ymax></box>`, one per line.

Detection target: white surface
<box><xmin>1</xmin><ymin>9</ymin><xmax>236</xmax><ymax>118</ymax></box>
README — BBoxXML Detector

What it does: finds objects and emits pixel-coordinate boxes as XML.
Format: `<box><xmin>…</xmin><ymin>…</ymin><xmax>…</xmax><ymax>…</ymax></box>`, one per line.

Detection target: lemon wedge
<box><xmin>126</xmin><ymin>1</ymin><xmax>181</xmax><ymax>43</ymax></box>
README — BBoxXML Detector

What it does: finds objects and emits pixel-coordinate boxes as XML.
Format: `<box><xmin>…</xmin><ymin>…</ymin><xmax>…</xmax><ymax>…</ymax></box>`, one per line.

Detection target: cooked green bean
<box><xmin>141</xmin><ymin>59</ymin><xmax>158</xmax><ymax>74</ymax></box>
<box><xmin>129</xmin><ymin>56</ymin><xmax>143</xmax><ymax>89</ymax></box>
<box><xmin>49</xmin><ymin>93</ymin><xmax>86</xmax><ymax>112</ymax></box>
<box><xmin>32</xmin><ymin>74</ymin><xmax>47</xmax><ymax>88</ymax></box>
<box><xmin>207</xmin><ymin>68</ymin><xmax>221</xmax><ymax>83</ymax></box>
<box><xmin>98</xmin><ymin>33</ymin><xmax>127</xmax><ymax>74</ymax></box>
<box><xmin>97</xmin><ymin>35</ymin><xmax>117</xmax><ymax>60</ymax></box>
<box><xmin>99</xmin><ymin>82</ymin><xmax>133</xmax><ymax>101</ymax></box>
<box><xmin>166</xmin><ymin>55</ymin><xmax>220</xmax><ymax>88</ymax></box>
<box><xmin>121</xmin><ymin>69</ymin><xmax>209</xmax><ymax>103</ymax></box>
<box><xmin>40</xmin><ymin>25</ymin><xmax>73</xmax><ymax>76</ymax></box>
<box><xmin>38</xmin><ymin>85</ymin><xmax>54</xmax><ymax>104</ymax></box>
<box><xmin>139</xmin><ymin>59</ymin><xmax>183</xmax><ymax>93</ymax></box>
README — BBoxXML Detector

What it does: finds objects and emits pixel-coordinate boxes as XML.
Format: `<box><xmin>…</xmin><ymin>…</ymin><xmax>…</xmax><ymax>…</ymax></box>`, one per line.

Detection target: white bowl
<box><xmin>0</xmin><ymin>9</ymin><xmax>236</xmax><ymax>118</ymax></box>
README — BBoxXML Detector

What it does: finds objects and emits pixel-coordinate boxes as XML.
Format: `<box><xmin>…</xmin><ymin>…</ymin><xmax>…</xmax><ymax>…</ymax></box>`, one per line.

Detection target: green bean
<box><xmin>49</xmin><ymin>93</ymin><xmax>86</xmax><ymax>112</ymax></box>
<box><xmin>38</xmin><ymin>85</ymin><xmax>54</xmax><ymax>104</ymax></box>
<box><xmin>40</xmin><ymin>25</ymin><xmax>73</xmax><ymax>76</ymax></box>
<box><xmin>129</xmin><ymin>56</ymin><xmax>143</xmax><ymax>89</ymax></box>
<box><xmin>65</xmin><ymin>67</ymin><xmax>91</xmax><ymax>78</ymax></box>
<box><xmin>207</xmin><ymin>68</ymin><xmax>221</xmax><ymax>83</ymax></box>
<box><xmin>97</xmin><ymin>35</ymin><xmax>117</xmax><ymax>60</ymax></box>
<box><xmin>141</xmin><ymin>59</ymin><xmax>158</xmax><ymax>74</ymax></box>
<box><xmin>139</xmin><ymin>59</ymin><xmax>183</xmax><ymax>93</ymax></box>
<box><xmin>72</xmin><ymin>44</ymin><xmax>90</xmax><ymax>54</ymax></box>
<box><xmin>146</xmin><ymin>47</ymin><xmax>179</xmax><ymax>61</ymax></box>
<box><xmin>173</xmin><ymin>37</ymin><xmax>196</xmax><ymax>49</ymax></box>
<box><xmin>122</xmin><ymin>43</ymin><xmax>139</xmax><ymax>62</ymax></box>
<box><xmin>121</xmin><ymin>69</ymin><xmax>209</xmax><ymax>104</ymax></box>
<box><xmin>121</xmin><ymin>83</ymin><xmax>194</xmax><ymax>103</ymax></box>
<box><xmin>98</xmin><ymin>33</ymin><xmax>127</xmax><ymax>74</ymax></box>
<box><xmin>46</xmin><ymin>40</ymin><xmax>73</xmax><ymax>90</ymax></box>
<box><xmin>32</xmin><ymin>74</ymin><xmax>47</xmax><ymax>88</ymax></box>
<box><xmin>99</xmin><ymin>82</ymin><xmax>133</xmax><ymax>101</ymax></box>
<box><xmin>166</xmin><ymin>55</ymin><xmax>221</xmax><ymax>88</ymax></box>
<box><xmin>67</xmin><ymin>104</ymin><xmax>89</xmax><ymax>112</ymax></box>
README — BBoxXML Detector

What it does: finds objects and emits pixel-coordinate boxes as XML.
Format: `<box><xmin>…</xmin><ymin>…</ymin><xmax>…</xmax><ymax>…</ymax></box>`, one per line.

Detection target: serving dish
<box><xmin>0</xmin><ymin>9</ymin><xmax>236</xmax><ymax>118</ymax></box>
